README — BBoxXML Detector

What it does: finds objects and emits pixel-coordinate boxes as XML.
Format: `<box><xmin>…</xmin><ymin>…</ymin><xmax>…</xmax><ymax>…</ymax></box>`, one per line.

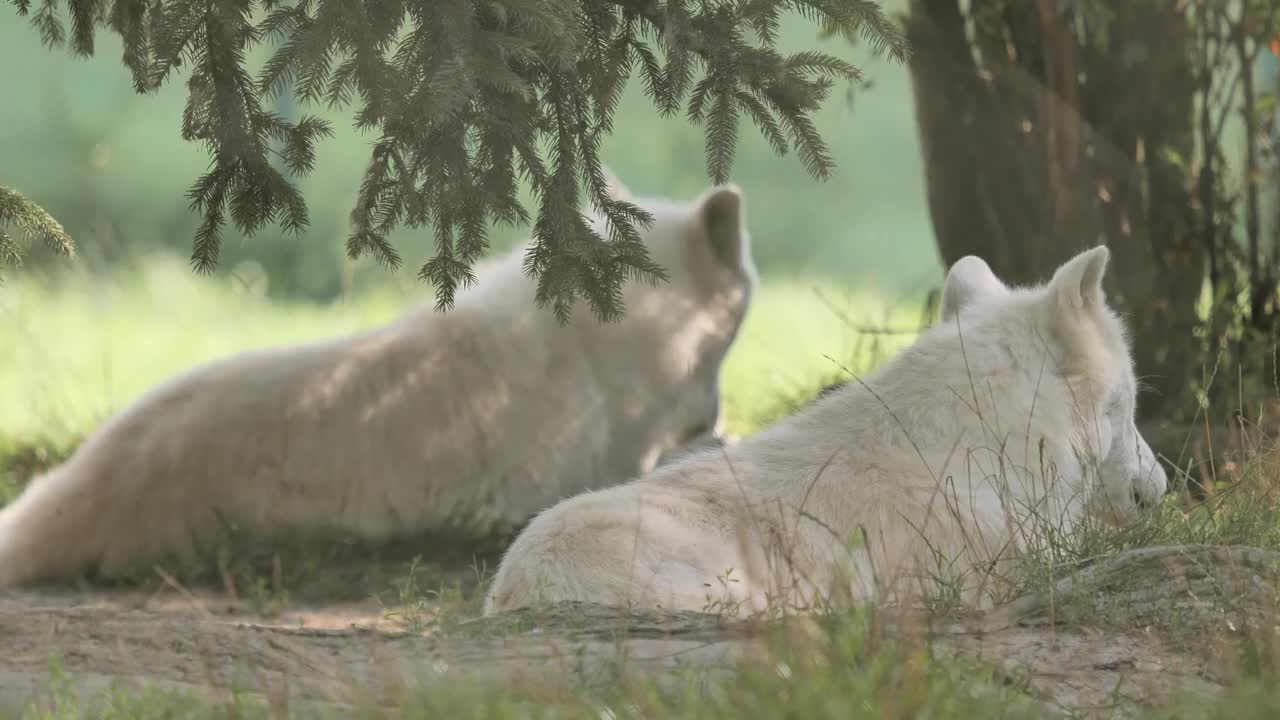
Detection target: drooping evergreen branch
<box><xmin>0</xmin><ymin>185</ymin><xmax>76</xmax><ymax>280</ymax></box>
<box><xmin>9</xmin><ymin>0</ymin><xmax>909</xmax><ymax>321</ymax></box>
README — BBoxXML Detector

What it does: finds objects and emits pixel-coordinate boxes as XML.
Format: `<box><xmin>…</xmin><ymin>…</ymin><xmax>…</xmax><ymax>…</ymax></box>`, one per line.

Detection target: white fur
<box><xmin>940</xmin><ymin>256</ymin><xmax>1008</xmax><ymax>322</ymax></box>
<box><xmin>0</xmin><ymin>176</ymin><xmax>758</xmax><ymax>586</ymax></box>
<box><xmin>484</xmin><ymin>247</ymin><xmax>1168</xmax><ymax>617</ymax></box>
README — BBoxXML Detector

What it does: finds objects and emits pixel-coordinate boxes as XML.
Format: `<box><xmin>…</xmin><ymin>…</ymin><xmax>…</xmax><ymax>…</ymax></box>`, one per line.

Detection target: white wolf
<box><xmin>484</xmin><ymin>246</ymin><xmax>1168</xmax><ymax>616</ymax></box>
<box><xmin>0</xmin><ymin>174</ymin><xmax>758</xmax><ymax>586</ymax></box>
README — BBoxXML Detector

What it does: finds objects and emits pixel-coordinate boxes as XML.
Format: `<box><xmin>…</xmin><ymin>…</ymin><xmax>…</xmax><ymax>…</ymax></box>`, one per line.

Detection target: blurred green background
<box><xmin>0</xmin><ymin>3</ymin><xmax>941</xmax><ymax>441</ymax></box>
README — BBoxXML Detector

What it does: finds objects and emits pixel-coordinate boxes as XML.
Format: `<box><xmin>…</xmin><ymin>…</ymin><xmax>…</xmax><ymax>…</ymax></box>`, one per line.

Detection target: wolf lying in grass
<box><xmin>485</xmin><ymin>247</ymin><xmax>1169</xmax><ymax>616</ymax></box>
<box><xmin>0</xmin><ymin>173</ymin><xmax>758</xmax><ymax>586</ymax></box>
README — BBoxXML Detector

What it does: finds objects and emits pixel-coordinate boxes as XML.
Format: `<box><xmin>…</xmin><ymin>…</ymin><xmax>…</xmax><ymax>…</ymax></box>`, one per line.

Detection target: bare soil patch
<box><xmin>2</xmin><ymin>545</ymin><xmax>1276</xmax><ymax>718</ymax></box>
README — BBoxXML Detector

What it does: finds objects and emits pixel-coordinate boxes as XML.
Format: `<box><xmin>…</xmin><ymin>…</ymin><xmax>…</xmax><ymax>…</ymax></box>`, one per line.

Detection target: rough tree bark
<box><xmin>904</xmin><ymin>0</ymin><xmax>1203</xmax><ymax>423</ymax></box>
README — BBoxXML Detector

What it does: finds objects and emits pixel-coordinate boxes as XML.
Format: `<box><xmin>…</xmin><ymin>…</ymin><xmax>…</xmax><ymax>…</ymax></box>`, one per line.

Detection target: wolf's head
<box><xmin>939</xmin><ymin>246</ymin><xmax>1168</xmax><ymax>523</ymax></box>
<box><xmin>579</xmin><ymin>169</ymin><xmax>758</xmax><ymax>473</ymax></box>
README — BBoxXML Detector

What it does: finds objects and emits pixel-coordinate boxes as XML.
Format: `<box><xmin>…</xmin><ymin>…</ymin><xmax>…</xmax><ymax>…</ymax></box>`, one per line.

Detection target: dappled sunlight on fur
<box><xmin>485</xmin><ymin>247</ymin><xmax>1169</xmax><ymax>618</ymax></box>
<box><xmin>0</xmin><ymin>172</ymin><xmax>758</xmax><ymax>587</ymax></box>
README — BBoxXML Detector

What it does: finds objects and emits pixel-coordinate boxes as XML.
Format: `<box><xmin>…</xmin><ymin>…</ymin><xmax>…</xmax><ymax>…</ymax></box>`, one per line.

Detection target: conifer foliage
<box><xmin>8</xmin><ymin>0</ymin><xmax>907</xmax><ymax>321</ymax></box>
<box><xmin>0</xmin><ymin>186</ymin><xmax>75</xmax><ymax>282</ymax></box>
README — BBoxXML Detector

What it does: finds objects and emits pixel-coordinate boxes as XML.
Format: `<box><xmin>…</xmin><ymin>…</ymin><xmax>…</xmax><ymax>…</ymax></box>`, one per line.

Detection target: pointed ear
<box><xmin>601</xmin><ymin>165</ymin><xmax>633</xmax><ymax>202</ymax></box>
<box><xmin>1048</xmin><ymin>246</ymin><xmax>1110</xmax><ymax>314</ymax></box>
<box><xmin>698</xmin><ymin>184</ymin><xmax>748</xmax><ymax>270</ymax></box>
<box><xmin>940</xmin><ymin>256</ymin><xmax>1007</xmax><ymax>321</ymax></box>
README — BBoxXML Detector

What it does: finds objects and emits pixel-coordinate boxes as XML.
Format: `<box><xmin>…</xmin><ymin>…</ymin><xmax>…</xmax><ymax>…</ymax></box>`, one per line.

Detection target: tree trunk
<box><xmin>905</xmin><ymin>0</ymin><xmax>1203</xmax><ymax>423</ymax></box>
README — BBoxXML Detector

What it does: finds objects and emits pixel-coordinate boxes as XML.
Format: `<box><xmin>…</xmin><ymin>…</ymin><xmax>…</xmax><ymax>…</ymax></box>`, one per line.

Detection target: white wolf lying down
<box><xmin>485</xmin><ymin>247</ymin><xmax>1169</xmax><ymax>616</ymax></box>
<box><xmin>0</xmin><ymin>175</ymin><xmax>758</xmax><ymax>586</ymax></box>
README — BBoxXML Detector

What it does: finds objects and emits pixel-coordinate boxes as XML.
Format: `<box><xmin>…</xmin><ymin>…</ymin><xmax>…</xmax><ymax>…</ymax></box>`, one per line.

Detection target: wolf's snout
<box><xmin>1134</xmin><ymin>460</ymin><xmax>1169</xmax><ymax>510</ymax></box>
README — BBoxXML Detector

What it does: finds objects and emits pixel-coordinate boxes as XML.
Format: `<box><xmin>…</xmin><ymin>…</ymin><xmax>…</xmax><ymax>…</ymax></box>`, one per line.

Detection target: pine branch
<box><xmin>10</xmin><ymin>0</ymin><xmax>909</xmax><ymax>323</ymax></box>
<box><xmin>0</xmin><ymin>185</ymin><xmax>76</xmax><ymax>280</ymax></box>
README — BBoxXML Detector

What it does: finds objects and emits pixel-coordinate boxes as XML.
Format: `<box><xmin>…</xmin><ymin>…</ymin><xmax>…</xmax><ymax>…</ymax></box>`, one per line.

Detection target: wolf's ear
<box><xmin>1048</xmin><ymin>246</ymin><xmax>1110</xmax><ymax>315</ymax></box>
<box><xmin>941</xmin><ymin>256</ymin><xmax>1007</xmax><ymax>321</ymax></box>
<box><xmin>697</xmin><ymin>184</ymin><xmax>748</xmax><ymax>271</ymax></box>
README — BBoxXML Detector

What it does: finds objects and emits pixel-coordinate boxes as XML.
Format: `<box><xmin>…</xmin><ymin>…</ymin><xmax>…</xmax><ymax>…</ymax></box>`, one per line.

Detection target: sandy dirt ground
<box><xmin>1</xmin><ymin>544</ymin><xmax>1275</xmax><ymax>718</ymax></box>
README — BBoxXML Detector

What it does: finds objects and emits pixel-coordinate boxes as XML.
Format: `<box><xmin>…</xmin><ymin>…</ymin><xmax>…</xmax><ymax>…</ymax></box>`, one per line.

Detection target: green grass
<box><xmin>0</xmin><ymin>258</ymin><xmax>410</xmax><ymax>444</ymax></box>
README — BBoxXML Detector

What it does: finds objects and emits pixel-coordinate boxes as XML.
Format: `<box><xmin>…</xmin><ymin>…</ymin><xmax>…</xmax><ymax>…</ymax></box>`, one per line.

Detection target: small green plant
<box><xmin>378</xmin><ymin>555</ymin><xmax>437</xmax><ymax>634</ymax></box>
<box><xmin>245</xmin><ymin>572</ymin><xmax>290</xmax><ymax>618</ymax></box>
<box><xmin>376</xmin><ymin>555</ymin><xmax>488</xmax><ymax>635</ymax></box>
<box><xmin>701</xmin><ymin>566</ymin><xmax>747</xmax><ymax>618</ymax></box>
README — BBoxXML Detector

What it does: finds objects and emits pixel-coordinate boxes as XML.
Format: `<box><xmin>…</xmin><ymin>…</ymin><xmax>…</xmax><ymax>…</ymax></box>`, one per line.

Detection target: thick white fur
<box><xmin>485</xmin><ymin>247</ymin><xmax>1169</xmax><ymax>616</ymax></box>
<box><xmin>0</xmin><ymin>175</ymin><xmax>758</xmax><ymax>586</ymax></box>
